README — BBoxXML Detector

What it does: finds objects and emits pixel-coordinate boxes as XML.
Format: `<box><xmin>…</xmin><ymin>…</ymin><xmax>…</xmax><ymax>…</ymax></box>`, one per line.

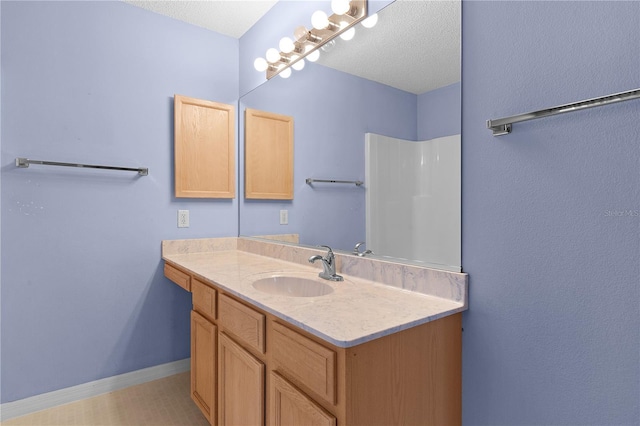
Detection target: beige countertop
<box><xmin>163</xmin><ymin>238</ymin><xmax>467</xmax><ymax>348</ymax></box>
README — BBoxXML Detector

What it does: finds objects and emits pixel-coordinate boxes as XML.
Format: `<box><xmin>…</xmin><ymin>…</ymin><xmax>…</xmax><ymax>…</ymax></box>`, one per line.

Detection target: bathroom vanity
<box><xmin>162</xmin><ymin>237</ymin><xmax>467</xmax><ymax>426</ymax></box>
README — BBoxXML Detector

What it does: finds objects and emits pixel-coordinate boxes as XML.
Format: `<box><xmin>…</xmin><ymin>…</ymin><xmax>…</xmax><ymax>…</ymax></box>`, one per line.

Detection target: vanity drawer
<box><xmin>164</xmin><ymin>262</ymin><xmax>191</xmax><ymax>292</ymax></box>
<box><xmin>272</xmin><ymin>322</ymin><xmax>336</xmax><ymax>404</ymax></box>
<box><xmin>218</xmin><ymin>294</ymin><xmax>265</xmax><ymax>353</ymax></box>
<box><xmin>270</xmin><ymin>372</ymin><xmax>337</xmax><ymax>426</ymax></box>
<box><xmin>192</xmin><ymin>278</ymin><xmax>217</xmax><ymax>321</ymax></box>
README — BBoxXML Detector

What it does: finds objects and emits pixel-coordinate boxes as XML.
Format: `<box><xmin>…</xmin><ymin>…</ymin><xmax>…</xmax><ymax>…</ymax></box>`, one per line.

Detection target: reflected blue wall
<box><xmin>239</xmin><ymin>63</ymin><xmax>416</xmax><ymax>250</ymax></box>
<box><xmin>418</xmin><ymin>82</ymin><xmax>461</xmax><ymax>140</ymax></box>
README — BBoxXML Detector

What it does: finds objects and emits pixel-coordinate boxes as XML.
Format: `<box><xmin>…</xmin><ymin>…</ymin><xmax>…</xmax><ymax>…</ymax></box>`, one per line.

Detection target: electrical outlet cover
<box><xmin>178</xmin><ymin>210</ymin><xmax>189</xmax><ymax>228</ymax></box>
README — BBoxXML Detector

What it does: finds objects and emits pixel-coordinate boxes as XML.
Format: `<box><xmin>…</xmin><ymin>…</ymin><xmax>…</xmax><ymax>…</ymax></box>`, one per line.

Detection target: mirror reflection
<box><xmin>239</xmin><ymin>0</ymin><xmax>461</xmax><ymax>271</ymax></box>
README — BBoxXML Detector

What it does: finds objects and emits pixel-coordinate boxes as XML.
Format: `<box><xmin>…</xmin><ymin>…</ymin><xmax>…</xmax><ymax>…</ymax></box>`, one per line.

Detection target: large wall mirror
<box><xmin>239</xmin><ymin>0</ymin><xmax>461</xmax><ymax>272</ymax></box>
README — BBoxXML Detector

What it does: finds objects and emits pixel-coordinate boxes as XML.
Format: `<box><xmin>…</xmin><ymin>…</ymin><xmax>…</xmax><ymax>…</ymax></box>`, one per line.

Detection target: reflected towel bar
<box><xmin>16</xmin><ymin>157</ymin><xmax>149</xmax><ymax>176</ymax></box>
<box><xmin>487</xmin><ymin>88</ymin><xmax>640</xmax><ymax>136</ymax></box>
<box><xmin>306</xmin><ymin>178</ymin><xmax>363</xmax><ymax>186</ymax></box>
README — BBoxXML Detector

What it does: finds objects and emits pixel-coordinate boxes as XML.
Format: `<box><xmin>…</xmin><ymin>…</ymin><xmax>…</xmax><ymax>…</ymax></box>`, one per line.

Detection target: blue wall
<box><xmin>1</xmin><ymin>1</ymin><xmax>238</xmax><ymax>402</ymax></box>
<box><xmin>461</xmin><ymin>1</ymin><xmax>639</xmax><ymax>424</ymax></box>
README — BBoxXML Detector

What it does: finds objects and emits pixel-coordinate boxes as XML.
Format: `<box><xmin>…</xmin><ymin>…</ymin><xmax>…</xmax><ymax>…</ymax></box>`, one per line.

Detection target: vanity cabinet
<box><xmin>165</xmin><ymin>262</ymin><xmax>462</xmax><ymax>426</ymax></box>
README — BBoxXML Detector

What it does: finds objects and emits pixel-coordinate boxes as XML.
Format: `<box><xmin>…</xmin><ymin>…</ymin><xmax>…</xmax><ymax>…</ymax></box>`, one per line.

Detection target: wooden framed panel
<box><xmin>191</xmin><ymin>311</ymin><xmax>217</xmax><ymax>424</ymax></box>
<box><xmin>245</xmin><ymin>108</ymin><xmax>294</xmax><ymax>199</ymax></box>
<box><xmin>192</xmin><ymin>278</ymin><xmax>217</xmax><ymax>321</ymax></box>
<box><xmin>174</xmin><ymin>95</ymin><xmax>235</xmax><ymax>198</ymax></box>
<box><xmin>218</xmin><ymin>294</ymin><xmax>266</xmax><ymax>354</ymax></box>
<box><xmin>218</xmin><ymin>332</ymin><xmax>265</xmax><ymax>426</ymax></box>
<box><xmin>164</xmin><ymin>262</ymin><xmax>191</xmax><ymax>291</ymax></box>
<box><xmin>269</xmin><ymin>372</ymin><xmax>336</xmax><ymax>426</ymax></box>
<box><xmin>271</xmin><ymin>322</ymin><xmax>336</xmax><ymax>404</ymax></box>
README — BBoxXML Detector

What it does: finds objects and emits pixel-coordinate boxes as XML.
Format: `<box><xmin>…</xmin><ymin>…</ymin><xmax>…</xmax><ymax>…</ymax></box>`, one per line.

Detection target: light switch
<box><xmin>280</xmin><ymin>210</ymin><xmax>288</xmax><ymax>225</ymax></box>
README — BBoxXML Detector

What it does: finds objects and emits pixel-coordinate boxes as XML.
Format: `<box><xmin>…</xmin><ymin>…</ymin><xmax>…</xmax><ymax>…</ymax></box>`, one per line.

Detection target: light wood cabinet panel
<box><xmin>191</xmin><ymin>311</ymin><xmax>217</xmax><ymax>424</ymax></box>
<box><xmin>245</xmin><ymin>108</ymin><xmax>294</xmax><ymax>200</ymax></box>
<box><xmin>272</xmin><ymin>322</ymin><xmax>336</xmax><ymax>404</ymax></box>
<box><xmin>344</xmin><ymin>313</ymin><xmax>462</xmax><ymax>425</ymax></box>
<box><xmin>164</xmin><ymin>263</ymin><xmax>191</xmax><ymax>291</ymax></box>
<box><xmin>218</xmin><ymin>293</ymin><xmax>265</xmax><ymax>354</ymax></box>
<box><xmin>174</xmin><ymin>95</ymin><xmax>235</xmax><ymax>199</ymax></box>
<box><xmin>218</xmin><ymin>332</ymin><xmax>265</xmax><ymax>426</ymax></box>
<box><xmin>269</xmin><ymin>372</ymin><xmax>336</xmax><ymax>426</ymax></box>
<box><xmin>192</xmin><ymin>278</ymin><xmax>217</xmax><ymax>321</ymax></box>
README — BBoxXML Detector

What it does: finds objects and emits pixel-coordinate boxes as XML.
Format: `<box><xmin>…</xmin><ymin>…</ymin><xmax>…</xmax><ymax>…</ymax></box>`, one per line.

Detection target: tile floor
<box><xmin>2</xmin><ymin>372</ymin><xmax>209</xmax><ymax>426</ymax></box>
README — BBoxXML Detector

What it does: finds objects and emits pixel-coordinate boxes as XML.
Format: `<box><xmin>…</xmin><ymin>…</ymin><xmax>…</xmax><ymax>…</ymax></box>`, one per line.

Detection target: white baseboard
<box><xmin>0</xmin><ymin>358</ymin><xmax>190</xmax><ymax>421</ymax></box>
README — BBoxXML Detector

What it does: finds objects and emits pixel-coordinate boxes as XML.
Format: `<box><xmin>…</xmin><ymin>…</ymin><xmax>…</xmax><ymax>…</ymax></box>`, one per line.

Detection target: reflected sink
<box><xmin>252</xmin><ymin>275</ymin><xmax>334</xmax><ymax>297</ymax></box>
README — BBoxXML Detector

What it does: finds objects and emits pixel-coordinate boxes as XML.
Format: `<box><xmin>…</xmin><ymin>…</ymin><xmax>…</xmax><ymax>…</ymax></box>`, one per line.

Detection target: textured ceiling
<box><xmin>123</xmin><ymin>0</ymin><xmax>460</xmax><ymax>94</ymax></box>
<box><xmin>123</xmin><ymin>0</ymin><xmax>278</xmax><ymax>38</ymax></box>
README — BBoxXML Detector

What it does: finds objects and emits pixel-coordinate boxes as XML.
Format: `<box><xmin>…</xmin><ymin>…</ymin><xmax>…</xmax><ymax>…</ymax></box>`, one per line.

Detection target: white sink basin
<box><xmin>252</xmin><ymin>275</ymin><xmax>334</xmax><ymax>297</ymax></box>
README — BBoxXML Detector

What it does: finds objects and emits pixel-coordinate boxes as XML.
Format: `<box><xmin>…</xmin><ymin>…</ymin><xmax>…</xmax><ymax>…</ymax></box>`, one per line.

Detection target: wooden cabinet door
<box><xmin>218</xmin><ymin>332</ymin><xmax>265</xmax><ymax>426</ymax></box>
<box><xmin>174</xmin><ymin>94</ymin><xmax>235</xmax><ymax>198</ymax></box>
<box><xmin>245</xmin><ymin>108</ymin><xmax>294</xmax><ymax>200</ymax></box>
<box><xmin>191</xmin><ymin>311</ymin><xmax>217</xmax><ymax>424</ymax></box>
<box><xmin>269</xmin><ymin>372</ymin><xmax>336</xmax><ymax>426</ymax></box>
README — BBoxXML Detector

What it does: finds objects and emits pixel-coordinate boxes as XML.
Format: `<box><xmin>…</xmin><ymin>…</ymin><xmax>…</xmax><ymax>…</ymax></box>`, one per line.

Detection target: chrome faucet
<box><xmin>353</xmin><ymin>241</ymin><xmax>373</xmax><ymax>257</ymax></box>
<box><xmin>308</xmin><ymin>245</ymin><xmax>343</xmax><ymax>281</ymax></box>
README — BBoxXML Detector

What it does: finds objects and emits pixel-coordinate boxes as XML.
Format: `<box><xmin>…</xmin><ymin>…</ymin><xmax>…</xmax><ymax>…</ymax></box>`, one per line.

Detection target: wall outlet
<box><xmin>279</xmin><ymin>209</ymin><xmax>288</xmax><ymax>225</ymax></box>
<box><xmin>178</xmin><ymin>210</ymin><xmax>189</xmax><ymax>228</ymax></box>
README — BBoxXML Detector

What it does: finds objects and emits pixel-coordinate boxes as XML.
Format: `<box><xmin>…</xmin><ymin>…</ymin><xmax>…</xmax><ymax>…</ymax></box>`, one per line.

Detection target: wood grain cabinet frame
<box><xmin>191</xmin><ymin>311</ymin><xmax>217</xmax><ymax>424</ymax></box>
<box><xmin>218</xmin><ymin>332</ymin><xmax>265</xmax><ymax>426</ymax></box>
<box><xmin>164</xmin><ymin>263</ymin><xmax>191</xmax><ymax>291</ymax></box>
<box><xmin>174</xmin><ymin>95</ymin><xmax>235</xmax><ymax>198</ymax></box>
<box><xmin>269</xmin><ymin>372</ymin><xmax>336</xmax><ymax>426</ymax></box>
<box><xmin>244</xmin><ymin>108</ymin><xmax>294</xmax><ymax>200</ymax></box>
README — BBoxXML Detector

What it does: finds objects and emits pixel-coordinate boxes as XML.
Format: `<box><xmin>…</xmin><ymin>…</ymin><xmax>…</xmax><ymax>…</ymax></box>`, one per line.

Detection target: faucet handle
<box><xmin>317</xmin><ymin>245</ymin><xmax>333</xmax><ymax>255</ymax></box>
<box><xmin>353</xmin><ymin>241</ymin><xmax>372</xmax><ymax>257</ymax></box>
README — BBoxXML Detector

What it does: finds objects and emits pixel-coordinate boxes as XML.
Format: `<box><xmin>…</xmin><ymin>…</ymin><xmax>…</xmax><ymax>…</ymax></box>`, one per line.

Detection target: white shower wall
<box><xmin>365</xmin><ymin>133</ymin><xmax>461</xmax><ymax>271</ymax></box>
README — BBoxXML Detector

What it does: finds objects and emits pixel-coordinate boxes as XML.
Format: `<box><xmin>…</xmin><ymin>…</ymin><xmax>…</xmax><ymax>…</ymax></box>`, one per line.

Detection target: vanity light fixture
<box><xmin>254</xmin><ymin>0</ymin><xmax>368</xmax><ymax>79</ymax></box>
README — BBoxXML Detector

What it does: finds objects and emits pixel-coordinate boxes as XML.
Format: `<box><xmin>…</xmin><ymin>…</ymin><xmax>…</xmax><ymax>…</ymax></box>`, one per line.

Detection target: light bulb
<box><xmin>307</xmin><ymin>49</ymin><xmax>320</xmax><ymax>62</ymax></box>
<box><xmin>294</xmin><ymin>25</ymin><xmax>308</xmax><ymax>41</ymax></box>
<box><xmin>340</xmin><ymin>22</ymin><xmax>355</xmax><ymax>41</ymax></box>
<box><xmin>331</xmin><ymin>0</ymin><xmax>350</xmax><ymax>15</ymax></box>
<box><xmin>311</xmin><ymin>10</ymin><xmax>329</xmax><ymax>30</ymax></box>
<box><xmin>321</xmin><ymin>39</ymin><xmax>336</xmax><ymax>52</ymax></box>
<box><xmin>254</xmin><ymin>57</ymin><xmax>268</xmax><ymax>72</ymax></box>
<box><xmin>361</xmin><ymin>13</ymin><xmax>378</xmax><ymax>28</ymax></box>
<box><xmin>292</xmin><ymin>59</ymin><xmax>305</xmax><ymax>71</ymax></box>
<box><xmin>266</xmin><ymin>48</ymin><xmax>281</xmax><ymax>63</ymax></box>
<box><xmin>279</xmin><ymin>37</ymin><xmax>295</xmax><ymax>53</ymax></box>
<box><xmin>279</xmin><ymin>68</ymin><xmax>292</xmax><ymax>79</ymax></box>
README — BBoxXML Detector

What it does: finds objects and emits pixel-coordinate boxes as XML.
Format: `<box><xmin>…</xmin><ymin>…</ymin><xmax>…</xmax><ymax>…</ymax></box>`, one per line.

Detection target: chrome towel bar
<box><xmin>15</xmin><ymin>157</ymin><xmax>149</xmax><ymax>176</ymax></box>
<box><xmin>487</xmin><ymin>88</ymin><xmax>640</xmax><ymax>136</ymax></box>
<box><xmin>306</xmin><ymin>178</ymin><xmax>363</xmax><ymax>186</ymax></box>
